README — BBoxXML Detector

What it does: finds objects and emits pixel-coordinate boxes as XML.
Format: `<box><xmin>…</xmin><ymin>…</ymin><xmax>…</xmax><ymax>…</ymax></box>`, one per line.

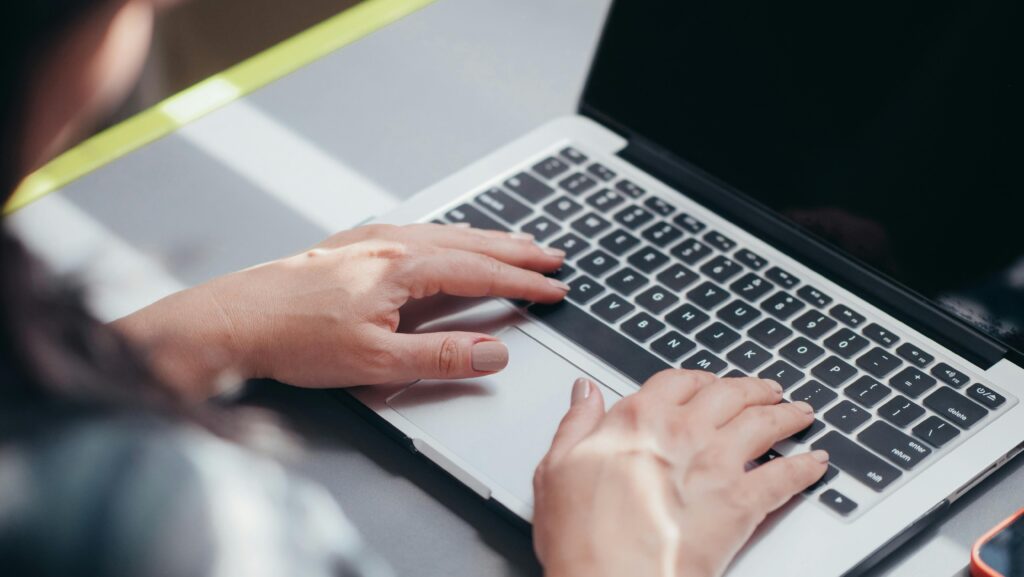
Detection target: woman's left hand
<box><xmin>113</xmin><ymin>223</ymin><xmax>568</xmax><ymax>398</ymax></box>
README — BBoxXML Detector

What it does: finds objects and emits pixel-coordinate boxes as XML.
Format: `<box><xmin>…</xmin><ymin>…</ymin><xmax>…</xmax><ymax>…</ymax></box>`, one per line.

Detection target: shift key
<box><xmin>812</xmin><ymin>431</ymin><xmax>902</xmax><ymax>492</ymax></box>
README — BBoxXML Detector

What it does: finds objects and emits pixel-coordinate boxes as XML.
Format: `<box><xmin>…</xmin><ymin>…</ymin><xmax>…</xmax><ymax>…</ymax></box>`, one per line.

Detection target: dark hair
<box><xmin>0</xmin><ymin>0</ymin><xmax>238</xmax><ymax>440</ymax></box>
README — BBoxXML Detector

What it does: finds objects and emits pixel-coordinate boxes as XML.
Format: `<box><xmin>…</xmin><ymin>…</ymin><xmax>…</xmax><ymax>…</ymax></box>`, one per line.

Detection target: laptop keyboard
<box><xmin>431</xmin><ymin>144</ymin><xmax>1014</xmax><ymax>519</ymax></box>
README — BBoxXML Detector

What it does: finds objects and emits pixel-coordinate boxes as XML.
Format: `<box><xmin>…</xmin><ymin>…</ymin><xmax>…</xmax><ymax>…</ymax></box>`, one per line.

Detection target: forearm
<box><xmin>111</xmin><ymin>284</ymin><xmax>247</xmax><ymax>401</ymax></box>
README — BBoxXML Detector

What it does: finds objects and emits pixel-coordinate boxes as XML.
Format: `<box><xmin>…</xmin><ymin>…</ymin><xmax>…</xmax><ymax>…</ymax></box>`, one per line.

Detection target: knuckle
<box><xmin>436</xmin><ymin>336</ymin><xmax>462</xmax><ymax>376</ymax></box>
<box><xmin>360</xmin><ymin>223</ymin><xmax>399</xmax><ymax>238</ymax></box>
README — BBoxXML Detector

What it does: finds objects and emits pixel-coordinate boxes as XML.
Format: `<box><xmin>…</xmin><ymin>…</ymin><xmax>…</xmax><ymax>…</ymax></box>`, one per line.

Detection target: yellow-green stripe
<box><xmin>5</xmin><ymin>0</ymin><xmax>434</xmax><ymax>214</ymax></box>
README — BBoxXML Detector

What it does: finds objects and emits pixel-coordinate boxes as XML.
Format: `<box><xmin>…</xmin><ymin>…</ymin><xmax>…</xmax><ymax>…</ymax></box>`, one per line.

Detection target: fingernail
<box><xmin>543</xmin><ymin>246</ymin><xmax>566</xmax><ymax>258</ymax></box>
<box><xmin>792</xmin><ymin>401</ymin><xmax>814</xmax><ymax>414</ymax></box>
<box><xmin>769</xmin><ymin>380</ymin><xmax>783</xmax><ymax>395</ymax></box>
<box><xmin>811</xmin><ymin>449</ymin><xmax>830</xmax><ymax>463</ymax></box>
<box><xmin>510</xmin><ymin>232</ymin><xmax>535</xmax><ymax>241</ymax></box>
<box><xmin>451</xmin><ymin>222</ymin><xmax>471</xmax><ymax>228</ymax></box>
<box><xmin>471</xmin><ymin>341</ymin><xmax>508</xmax><ymax>372</ymax></box>
<box><xmin>547</xmin><ymin>278</ymin><xmax>571</xmax><ymax>292</ymax></box>
<box><xmin>571</xmin><ymin>377</ymin><xmax>592</xmax><ymax>405</ymax></box>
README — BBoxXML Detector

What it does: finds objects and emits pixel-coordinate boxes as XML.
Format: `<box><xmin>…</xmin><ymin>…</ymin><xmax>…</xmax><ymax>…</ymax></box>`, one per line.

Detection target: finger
<box><xmin>545</xmin><ymin>378</ymin><xmax>607</xmax><ymax>463</ymax></box>
<box><xmin>741</xmin><ymin>450</ymin><xmax>831</xmax><ymax>513</ymax></box>
<box><xmin>637</xmin><ymin>369</ymin><xmax>716</xmax><ymax>406</ymax></box>
<box><xmin>399</xmin><ymin>223</ymin><xmax>565</xmax><ymax>272</ymax></box>
<box><xmin>681</xmin><ymin>377</ymin><xmax>784</xmax><ymax>429</ymax></box>
<box><xmin>384</xmin><ymin>331</ymin><xmax>511</xmax><ymax>381</ymax></box>
<box><xmin>397</xmin><ymin>248</ymin><xmax>569</xmax><ymax>303</ymax></box>
<box><xmin>716</xmin><ymin>401</ymin><xmax>815</xmax><ymax>462</ymax></box>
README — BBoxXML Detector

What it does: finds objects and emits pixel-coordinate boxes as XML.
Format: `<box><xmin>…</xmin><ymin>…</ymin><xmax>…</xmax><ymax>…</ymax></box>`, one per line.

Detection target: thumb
<box><xmin>545</xmin><ymin>377</ymin><xmax>606</xmax><ymax>463</ymax></box>
<box><xmin>386</xmin><ymin>331</ymin><xmax>510</xmax><ymax>381</ymax></box>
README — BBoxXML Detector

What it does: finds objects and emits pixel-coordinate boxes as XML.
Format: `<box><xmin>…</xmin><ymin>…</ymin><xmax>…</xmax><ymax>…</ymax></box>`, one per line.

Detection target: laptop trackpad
<box><xmin>386</xmin><ymin>327</ymin><xmax>620</xmax><ymax>507</ymax></box>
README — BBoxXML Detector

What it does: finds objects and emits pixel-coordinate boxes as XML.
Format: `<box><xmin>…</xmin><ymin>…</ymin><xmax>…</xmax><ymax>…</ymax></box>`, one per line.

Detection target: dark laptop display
<box><xmin>583</xmin><ymin>2</ymin><xmax>1022</xmax><ymax>352</ymax></box>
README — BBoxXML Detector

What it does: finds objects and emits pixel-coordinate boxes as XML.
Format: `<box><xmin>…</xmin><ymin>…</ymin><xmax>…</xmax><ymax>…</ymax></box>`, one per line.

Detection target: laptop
<box><xmin>351</xmin><ymin>2</ymin><xmax>1024</xmax><ymax>575</ymax></box>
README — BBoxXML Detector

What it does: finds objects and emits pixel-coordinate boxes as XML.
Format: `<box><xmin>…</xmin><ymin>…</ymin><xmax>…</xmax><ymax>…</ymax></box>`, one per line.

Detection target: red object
<box><xmin>971</xmin><ymin>508</ymin><xmax>1024</xmax><ymax>577</ymax></box>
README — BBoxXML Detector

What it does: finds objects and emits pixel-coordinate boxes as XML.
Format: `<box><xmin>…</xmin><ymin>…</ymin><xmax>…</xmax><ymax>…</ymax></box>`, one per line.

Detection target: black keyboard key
<box><xmin>797</xmin><ymin>285</ymin><xmax>833</xmax><ymax>308</ymax></box>
<box><xmin>598</xmin><ymin>230</ymin><xmax>640</xmax><ymax>255</ymax></box>
<box><xmin>696</xmin><ymin>322</ymin><xmax>742</xmax><ymax>353</ymax></box>
<box><xmin>636</xmin><ymin>285</ymin><xmax>679</xmax><ymax>314</ymax></box>
<box><xmin>560</xmin><ymin>146</ymin><xmax>587</xmax><ymax>165</ymax></box>
<box><xmin>520</xmin><ymin>215</ymin><xmax>561</xmax><ymax>241</ymax></box>
<box><xmin>628</xmin><ymin>246</ymin><xmax>671</xmax><ymax>273</ymax></box>
<box><xmin>761</xmin><ymin>291</ymin><xmax>806</xmax><ymax>320</ymax></box>
<box><xmin>533</xmin><ymin>156</ymin><xmax>570</xmax><ymax>179</ymax></box>
<box><xmin>805</xmin><ymin>465</ymin><xmax>840</xmax><ymax>494</ymax></box>
<box><xmin>585</xmin><ymin>188</ymin><xmax>626</xmax><ymax>213</ymax></box>
<box><xmin>758</xmin><ymin>360</ymin><xmax>804</xmax><ymax>390</ymax></box>
<box><xmin>924</xmin><ymin>387</ymin><xmax>988</xmax><ymax>429</ymax></box>
<box><xmin>613</xmin><ymin>205</ymin><xmax>655</xmax><ymax>230</ymax></box>
<box><xmin>966</xmin><ymin>383</ymin><xmax>1006</xmax><ymax>410</ymax></box>
<box><xmin>549</xmin><ymin>264</ymin><xmax>576</xmax><ymax>282</ymax></box>
<box><xmin>476</xmin><ymin>188</ymin><xmax>531</xmax><ymax>224</ymax></box>
<box><xmin>857</xmin><ymin>347</ymin><xmax>903</xmax><ymax>378</ymax></box>
<box><xmin>889</xmin><ymin>367</ymin><xmax>937</xmax><ymax>399</ymax></box>
<box><xmin>504</xmin><ymin>172</ymin><xmax>554</xmax><ymax>203</ymax></box>
<box><xmin>729</xmin><ymin>273</ymin><xmax>775</xmax><ymax>302</ymax></box>
<box><xmin>824</xmin><ymin>401</ymin><xmax>871</xmax><ymax>433</ymax></box>
<box><xmin>779</xmin><ymin>337</ymin><xmax>825</xmax><ymax>368</ymax></box>
<box><xmin>615</xmin><ymin>179</ymin><xmax>645</xmax><ymax>198</ymax></box>
<box><xmin>606</xmin><ymin>267</ymin><xmax>649</xmax><ymax>296</ymax></box>
<box><xmin>687</xmin><ymin>281</ymin><xmax>731</xmax><ymax>310</ymax></box>
<box><xmin>642</xmin><ymin>222</ymin><xmax>684</xmax><ymax>247</ymax></box>
<box><xmin>587</xmin><ymin>162</ymin><xmax>616</xmax><ymax>182</ymax></box>
<box><xmin>824</xmin><ymin>328</ymin><xmax>871</xmax><ymax>359</ymax></box>
<box><xmin>651</xmin><ymin>331</ymin><xmax>696</xmax><ymax>361</ymax></box>
<box><xmin>747</xmin><ymin>318</ymin><xmax>794</xmax><ymax>348</ymax></box>
<box><xmin>878</xmin><ymin>395</ymin><xmax>925</xmax><ymax>428</ymax></box>
<box><xmin>812</xmin><ymin>432</ymin><xmax>902</xmax><ymax>491</ymax></box>
<box><xmin>621</xmin><ymin>312</ymin><xmax>665</xmax><ymax>342</ymax></box>
<box><xmin>571</xmin><ymin>213</ymin><xmax>612</xmax><ymax>238</ymax></box>
<box><xmin>863</xmin><ymin>323</ymin><xmax>900</xmax><ymax>348</ymax></box>
<box><xmin>791</xmin><ymin>310</ymin><xmax>838</xmax><ymax>340</ymax></box>
<box><xmin>727</xmin><ymin>341</ymin><xmax>773</xmax><ymax>372</ymax></box>
<box><xmin>765</xmin><ymin>266</ymin><xmax>799</xmax><ymax>289</ymax></box>
<box><xmin>543</xmin><ymin>196</ymin><xmax>584</xmax><ymax>221</ymax></box>
<box><xmin>858</xmin><ymin>421</ymin><xmax>931</xmax><ymax>470</ymax></box>
<box><xmin>912</xmin><ymin>416</ymin><xmax>961</xmax><ymax>448</ymax></box>
<box><xmin>845</xmin><ymin>376</ymin><xmax>891</xmax><ymax>408</ymax></box>
<box><xmin>724</xmin><ymin>369</ymin><xmax>748</xmax><ymax>378</ymax></box>
<box><xmin>703</xmin><ymin>230</ymin><xmax>736</xmax><ymax>251</ymax></box>
<box><xmin>812</xmin><ymin>356</ymin><xmax>859</xmax><ymax>387</ymax></box>
<box><xmin>931</xmin><ymin>362</ymin><xmax>970</xmax><ymax>388</ymax></box>
<box><xmin>549</xmin><ymin>232</ymin><xmax>590</xmax><ymax>259</ymax></box>
<box><xmin>820</xmin><ymin>489</ymin><xmax>858</xmax><ymax>515</ymax></box>
<box><xmin>577</xmin><ymin>249</ymin><xmax>619</xmax><ymax>277</ymax></box>
<box><xmin>830</xmin><ymin>304</ymin><xmax>866</xmax><ymax>328</ymax></box>
<box><xmin>734</xmin><ymin>249</ymin><xmax>767</xmax><ymax>270</ymax></box>
<box><xmin>897</xmin><ymin>343</ymin><xmax>934</xmax><ymax>368</ymax></box>
<box><xmin>716</xmin><ymin>299</ymin><xmax>763</xmax><ymax>330</ymax></box>
<box><xmin>643</xmin><ymin>196</ymin><xmax>676</xmax><ymax>216</ymax></box>
<box><xmin>792</xmin><ymin>380</ymin><xmax>838</xmax><ymax>411</ymax></box>
<box><xmin>701</xmin><ymin>255</ymin><xmax>743</xmax><ymax>283</ymax></box>
<box><xmin>529</xmin><ymin>301</ymin><xmax>670</xmax><ymax>384</ymax></box>
<box><xmin>755</xmin><ymin>449</ymin><xmax>783</xmax><ymax>466</ymax></box>
<box><xmin>681</xmin><ymin>350</ymin><xmax>728</xmax><ymax>374</ymax></box>
<box><xmin>559</xmin><ymin>172</ymin><xmax>598</xmax><ymax>196</ymax></box>
<box><xmin>670</xmin><ymin>238</ymin><xmax>713</xmax><ymax>265</ymax></box>
<box><xmin>672</xmin><ymin>213</ymin><xmax>705</xmax><ymax>233</ymax></box>
<box><xmin>666</xmin><ymin>303</ymin><xmax>710</xmax><ymax>333</ymax></box>
<box><xmin>657</xmin><ymin>263</ymin><xmax>699</xmax><ymax>292</ymax></box>
<box><xmin>445</xmin><ymin>204</ymin><xmax>509</xmax><ymax>231</ymax></box>
<box><xmin>591</xmin><ymin>294</ymin><xmax>635</xmax><ymax>323</ymax></box>
<box><xmin>565</xmin><ymin>275</ymin><xmax>605</xmax><ymax>305</ymax></box>
<box><xmin>790</xmin><ymin>419</ymin><xmax>826</xmax><ymax>443</ymax></box>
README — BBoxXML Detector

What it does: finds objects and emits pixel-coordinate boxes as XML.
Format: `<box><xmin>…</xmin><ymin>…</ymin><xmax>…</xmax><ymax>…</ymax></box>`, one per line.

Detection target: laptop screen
<box><xmin>583</xmin><ymin>1</ymin><xmax>1023</xmax><ymax>352</ymax></box>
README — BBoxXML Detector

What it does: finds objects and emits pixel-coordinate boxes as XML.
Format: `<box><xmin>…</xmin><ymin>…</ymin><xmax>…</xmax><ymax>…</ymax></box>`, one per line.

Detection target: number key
<box><xmin>791</xmin><ymin>310</ymin><xmax>838</xmax><ymax>339</ymax></box>
<box><xmin>761</xmin><ymin>291</ymin><xmax>806</xmax><ymax>320</ymax></box>
<box><xmin>824</xmin><ymin>328</ymin><xmax>871</xmax><ymax>359</ymax></box>
<box><xmin>729</xmin><ymin>273</ymin><xmax>775</xmax><ymax>302</ymax></box>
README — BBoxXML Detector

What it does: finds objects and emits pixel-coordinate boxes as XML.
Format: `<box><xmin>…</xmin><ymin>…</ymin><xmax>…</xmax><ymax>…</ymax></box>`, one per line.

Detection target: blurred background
<box><xmin>118</xmin><ymin>0</ymin><xmax>362</xmax><ymax>118</ymax></box>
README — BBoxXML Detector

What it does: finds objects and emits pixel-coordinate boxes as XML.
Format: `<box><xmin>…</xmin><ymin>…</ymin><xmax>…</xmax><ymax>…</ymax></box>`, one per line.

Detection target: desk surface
<box><xmin>8</xmin><ymin>0</ymin><xmax>1021</xmax><ymax>575</ymax></box>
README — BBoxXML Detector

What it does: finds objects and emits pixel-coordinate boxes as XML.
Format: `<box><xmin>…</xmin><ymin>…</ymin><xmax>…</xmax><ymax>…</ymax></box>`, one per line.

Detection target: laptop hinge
<box><xmin>617</xmin><ymin>135</ymin><xmax>1008</xmax><ymax>370</ymax></box>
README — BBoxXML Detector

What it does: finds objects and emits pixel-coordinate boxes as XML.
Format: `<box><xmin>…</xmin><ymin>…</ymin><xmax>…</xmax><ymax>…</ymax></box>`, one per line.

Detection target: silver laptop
<box><xmin>351</xmin><ymin>2</ymin><xmax>1024</xmax><ymax>575</ymax></box>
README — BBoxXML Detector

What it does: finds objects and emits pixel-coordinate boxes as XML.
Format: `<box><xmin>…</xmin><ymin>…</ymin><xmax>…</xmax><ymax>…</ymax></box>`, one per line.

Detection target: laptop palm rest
<box><xmin>387</xmin><ymin>326</ymin><xmax>620</xmax><ymax>507</ymax></box>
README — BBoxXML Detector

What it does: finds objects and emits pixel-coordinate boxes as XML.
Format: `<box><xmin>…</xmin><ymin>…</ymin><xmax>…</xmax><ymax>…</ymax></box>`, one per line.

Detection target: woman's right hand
<box><xmin>532</xmin><ymin>370</ymin><xmax>829</xmax><ymax>577</ymax></box>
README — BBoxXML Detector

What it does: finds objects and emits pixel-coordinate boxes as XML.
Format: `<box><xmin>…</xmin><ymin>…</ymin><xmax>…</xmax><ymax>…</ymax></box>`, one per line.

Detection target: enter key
<box><xmin>858</xmin><ymin>421</ymin><xmax>932</xmax><ymax>470</ymax></box>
